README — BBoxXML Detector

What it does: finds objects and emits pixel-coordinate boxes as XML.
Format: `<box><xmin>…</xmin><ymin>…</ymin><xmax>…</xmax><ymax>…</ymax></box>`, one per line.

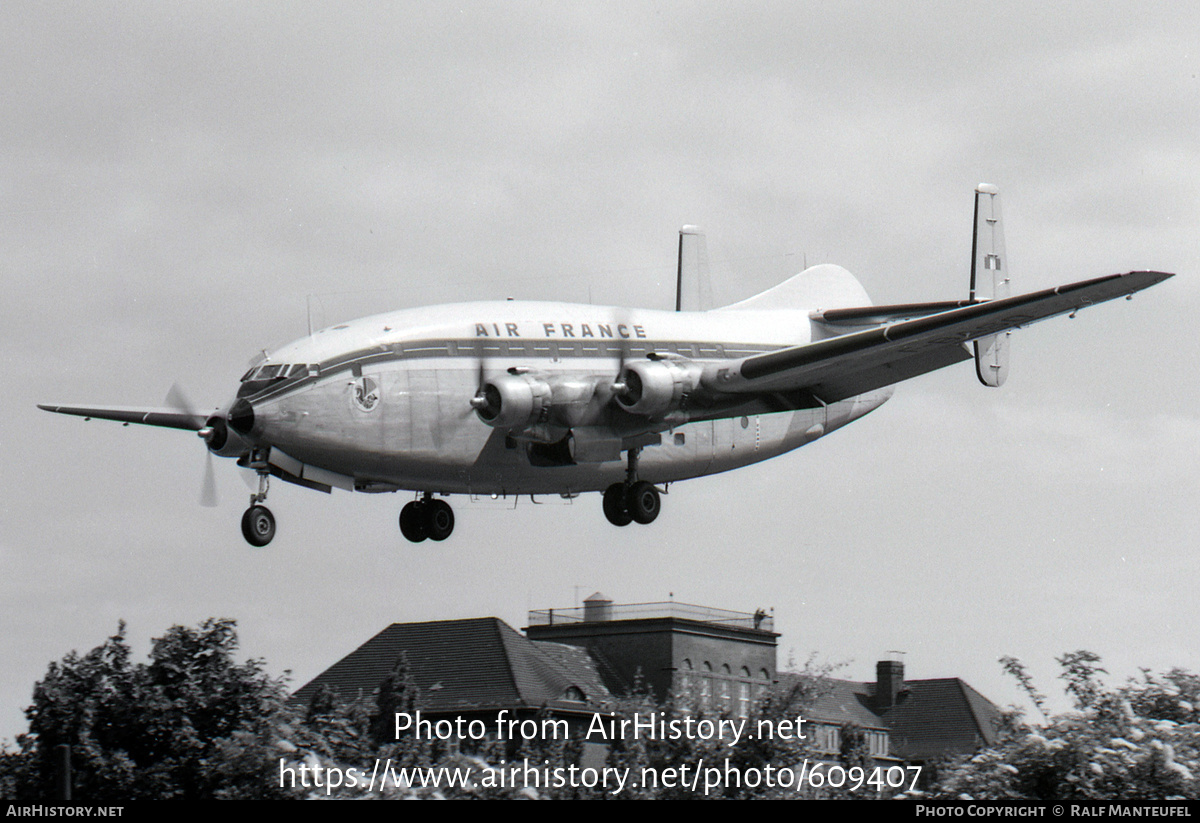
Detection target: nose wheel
<box><xmin>602</xmin><ymin>448</ymin><xmax>662</xmax><ymax>527</ymax></box>
<box><xmin>400</xmin><ymin>494</ymin><xmax>455</xmax><ymax>543</ymax></box>
<box><xmin>241</xmin><ymin>504</ymin><xmax>276</xmax><ymax>546</ymax></box>
<box><xmin>240</xmin><ymin>465</ymin><xmax>276</xmax><ymax>546</ymax></box>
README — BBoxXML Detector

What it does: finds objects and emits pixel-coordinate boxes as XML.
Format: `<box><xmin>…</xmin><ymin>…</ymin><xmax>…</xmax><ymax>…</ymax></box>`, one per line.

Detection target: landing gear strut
<box><xmin>602</xmin><ymin>447</ymin><xmax>661</xmax><ymax>527</ymax></box>
<box><xmin>400</xmin><ymin>493</ymin><xmax>455</xmax><ymax>543</ymax></box>
<box><xmin>241</xmin><ymin>467</ymin><xmax>276</xmax><ymax>547</ymax></box>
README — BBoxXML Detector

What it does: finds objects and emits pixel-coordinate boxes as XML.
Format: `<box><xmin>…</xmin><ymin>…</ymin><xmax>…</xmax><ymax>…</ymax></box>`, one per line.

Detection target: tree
<box><xmin>933</xmin><ymin>652</ymin><xmax>1199</xmax><ymax>801</ymax></box>
<box><xmin>6</xmin><ymin>619</ymin><xmax>298</xmax><ymax>800</ymax></box>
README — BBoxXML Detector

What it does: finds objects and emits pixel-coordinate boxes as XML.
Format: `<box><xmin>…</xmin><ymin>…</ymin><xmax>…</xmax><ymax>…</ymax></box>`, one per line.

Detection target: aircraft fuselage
<box><xmin>239</xmin><ymin>300</ymin><xmax>891</xmax><ymax>497</ymax></box>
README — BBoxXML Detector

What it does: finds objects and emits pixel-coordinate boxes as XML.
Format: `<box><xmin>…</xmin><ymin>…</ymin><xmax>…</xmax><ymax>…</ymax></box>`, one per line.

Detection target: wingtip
<box><xmin>1132</xmin><ymin>270</ymin><xmax>1175</xmax><ymax>285</ymax></box>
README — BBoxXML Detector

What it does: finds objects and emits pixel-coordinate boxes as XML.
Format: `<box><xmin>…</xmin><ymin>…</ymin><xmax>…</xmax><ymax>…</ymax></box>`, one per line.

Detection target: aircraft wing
<box><xmin>37</xmin><ymin>404</ymin><xmax>207</xmax><ymax>431</ymax></box>
<box><xmin>705</xmin><ymin>270</ymin><xmax>1172</xmax><ymax>403</ymax></box>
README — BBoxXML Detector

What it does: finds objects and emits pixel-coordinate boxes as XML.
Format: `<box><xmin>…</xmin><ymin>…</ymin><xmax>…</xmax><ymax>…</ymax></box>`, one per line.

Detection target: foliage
<box><xmin>3</xmin><ymin>619</ymin><xmax>298</xmax><ymax>800</ymax></box>
<box><xmin>933</xmin><ymin>652</ymin><xmax>1199</xmax><ymax>801</ymax></box>
<box><xmin>839</xmin><ymin>722</ymin><xmax>872</xmax><ymax>770</ymax></box>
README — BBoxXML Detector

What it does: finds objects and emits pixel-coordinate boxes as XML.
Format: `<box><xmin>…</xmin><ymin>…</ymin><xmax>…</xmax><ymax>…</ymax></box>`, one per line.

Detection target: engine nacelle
<box><xmin>615</xmin><ymin>358</ymin><xmax>702</xmax><ymax>417</ymax></box>
<box><xmin>475</xmin><ymin>373</ymin><xmax>552</xmax><ymax>430</ymax></box>
<box><xmin>202</xmin><ymin>414</ymin><xmax>254</xmax><ymax>457</ymax></box>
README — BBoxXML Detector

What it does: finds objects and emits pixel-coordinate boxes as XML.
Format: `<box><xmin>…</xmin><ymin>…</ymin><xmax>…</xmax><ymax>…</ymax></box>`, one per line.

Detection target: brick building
<box><xmin>292</xmin><ymin>593</ymin><xmax>999</xmax><ymax>763</ymax></box>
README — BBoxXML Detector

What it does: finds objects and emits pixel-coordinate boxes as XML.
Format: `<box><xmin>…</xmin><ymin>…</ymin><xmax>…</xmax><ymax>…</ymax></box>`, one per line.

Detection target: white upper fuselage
<box><xmin>235</xmin><ymin>276</ymin><xmax>891</xmax><ymax>497</ymax></box>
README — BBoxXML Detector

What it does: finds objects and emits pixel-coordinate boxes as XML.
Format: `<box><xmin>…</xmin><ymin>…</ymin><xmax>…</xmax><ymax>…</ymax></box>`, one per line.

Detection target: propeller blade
<box><xmin>169</xmin><ymin>382</ymin><xmax>224</xmax><ymax>506</ymax></box>
<box><xmin>465</xmin><ymin>349</ymin><xmax>489</xmax><ymax>417</ymax></box>
<box><xmin>610</xmin><ymin>310</ymin><xmax>633</xmax><ymax>399</ymax></box>
<box><xmin>200</xmin><ymin>451</ymin><xmax>219</xmax><ymax>508</ymax></box>
<box><xmin>165</xmin><ymin>382</ymin><xmax>199</xmax><ymax>416</ymax></box>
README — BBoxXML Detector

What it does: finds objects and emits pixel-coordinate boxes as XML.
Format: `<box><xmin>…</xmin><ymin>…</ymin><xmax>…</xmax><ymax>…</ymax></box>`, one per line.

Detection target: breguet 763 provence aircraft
<box><xmin>41</xmin><ymin>186</ymin><xmax>1171</xmax><ymax>546</ymax></box>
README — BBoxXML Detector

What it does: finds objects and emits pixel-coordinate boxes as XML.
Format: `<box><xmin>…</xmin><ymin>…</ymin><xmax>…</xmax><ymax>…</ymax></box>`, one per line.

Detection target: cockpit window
<box><xmin>239</xmin><ymin>363</ymin><xmax>318</xmax><ymax>387</ymax></box>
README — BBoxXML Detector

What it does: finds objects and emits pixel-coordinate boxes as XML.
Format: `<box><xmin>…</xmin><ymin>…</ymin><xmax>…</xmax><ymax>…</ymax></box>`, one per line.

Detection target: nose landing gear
<box><xmin>241</xmin><ymin>469</ymin><xmax>276</xmax><ymax>547</ymax></box>
<box><xmin>602</xmin><ymin>447</ymin><xmax>662</xmax><ymax>527</ymax></box>
<box><xmin>400</xmin><ymin>493</ymin><xmax>455</xmax><ymax>543</ymax></box>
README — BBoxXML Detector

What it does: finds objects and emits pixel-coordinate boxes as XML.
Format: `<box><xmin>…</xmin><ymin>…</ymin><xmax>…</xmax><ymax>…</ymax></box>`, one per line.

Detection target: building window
<box><xmin>814</xmin><ymin>723</ymin><xmax>841</xmax><ymax>755</ymax></box>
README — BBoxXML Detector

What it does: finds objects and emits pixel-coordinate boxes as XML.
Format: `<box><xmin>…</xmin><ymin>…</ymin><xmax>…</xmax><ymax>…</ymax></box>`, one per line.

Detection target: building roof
<box><xmin>781</xmin><ymin>672</ymin><xmax>1003</xmax><ymax>761</ymax></box>
<box><xmin>880</xmin><ymin>677</ymin><xmax>1002</xmax><ymax>760</ymax></box>
<box><xmin>291</xmin><ymin>617</ymin><xmax>611</xmax><ymax>713</ymax></box>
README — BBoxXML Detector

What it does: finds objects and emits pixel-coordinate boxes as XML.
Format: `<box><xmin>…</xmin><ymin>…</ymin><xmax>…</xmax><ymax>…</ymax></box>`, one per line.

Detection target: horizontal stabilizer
<box><xmin>813</xmin><ymin>300</ymin><xmax>976</xmax><ymax>327</ymax></box>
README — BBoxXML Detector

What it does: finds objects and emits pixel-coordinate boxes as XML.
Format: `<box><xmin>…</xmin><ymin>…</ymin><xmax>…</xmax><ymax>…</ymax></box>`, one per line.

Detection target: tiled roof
<box><xmin>805</xmin><ymin>676</ymin><xmax>891</xmax><ymax>730</ymax></box>
<box><xmin>291</xmin><ymin>617</ymin><xmax>611</xmax><ymax>713</ymax></box>
<box><xmin>783</xmin><ymin>672</ymin><xmax>1002</xmax><ymax>761</ymax></box>
<box><xmin>881</xmin><ymin>678</ymin><xmax>1001</xmax><ymax>760</ymax></box>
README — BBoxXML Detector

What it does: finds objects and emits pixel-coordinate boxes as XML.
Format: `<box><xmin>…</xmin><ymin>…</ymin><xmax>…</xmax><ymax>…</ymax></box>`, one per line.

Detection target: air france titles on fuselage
<box><xmin>473</xmin><ymin>321</ymin><xmax>649</xmax><ymax>339</ymax></box>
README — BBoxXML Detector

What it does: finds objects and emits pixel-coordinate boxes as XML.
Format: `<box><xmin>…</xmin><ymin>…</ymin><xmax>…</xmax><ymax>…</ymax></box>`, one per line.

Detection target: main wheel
<box><xmin>241</xmin><ymin>505</ymin><xmax>276</xmax><ymax>546</ymax></box>
<box><xmin>425</xmin><ymin>499</ymin><xmax>455</xmax><ymax>542</ymax></box>
<box><xmin>603</xmin><ymin>483</ymin><xmax>633</xmax><ymax>526</ymax></box>
<box><xmin>626</xmin><ymin>481</ymin><xmax>661</xmax><ymax>525</ymax></box>
<box><xmin>399</xmin><ymin>501</ymin><xmax>429</xmax><ymax>542</ymax></box>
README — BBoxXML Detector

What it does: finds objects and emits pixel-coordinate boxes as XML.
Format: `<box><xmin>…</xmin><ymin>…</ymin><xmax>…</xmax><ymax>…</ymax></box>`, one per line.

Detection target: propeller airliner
<box><xmin>40</xmin><ymin>185</ymin><xmax>1172</xmax><ymax>546</ymax></box>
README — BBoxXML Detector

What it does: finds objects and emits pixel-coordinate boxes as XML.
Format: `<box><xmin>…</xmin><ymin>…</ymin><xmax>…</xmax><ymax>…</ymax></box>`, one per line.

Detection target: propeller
<box><xmin>163</xmin><ymin>382</ymin><xmax>223</xmax><ymax>508</ymax></box>
<box><xmin>200</xmin><ymin>452</ymin><xmax>219</xmax><ymax>508</ymax></box>
<box><xmin>608</xmin><ymin>309</ymin><xmax>635</xmax><ymax>403</ymax></box>
<box><xmin>466</xmin><ymin>343</ymin><xmax>499</xmax><ymax>420</ymax></box>
<box><xmin>468</xmin><ymin>354</ymin><xmax>489</xmax><ymax>415</ymax></box>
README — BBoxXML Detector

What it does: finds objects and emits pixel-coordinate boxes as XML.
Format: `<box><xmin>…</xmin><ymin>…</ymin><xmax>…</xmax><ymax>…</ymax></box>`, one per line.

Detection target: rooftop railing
<box><xmin>528</xmin><ymin>601</ymin><xmax>773</xmax><ymax>632</ymax></box>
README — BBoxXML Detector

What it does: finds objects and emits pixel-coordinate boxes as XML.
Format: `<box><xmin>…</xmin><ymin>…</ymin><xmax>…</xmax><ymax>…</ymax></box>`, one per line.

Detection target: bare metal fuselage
<box><xmin>245</xmin><ymin>299</ymin><xmax>891</xmax><ymax>497</ymax></box>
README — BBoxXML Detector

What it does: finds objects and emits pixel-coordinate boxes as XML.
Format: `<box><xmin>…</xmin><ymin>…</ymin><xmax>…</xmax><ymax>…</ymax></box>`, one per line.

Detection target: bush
<box><xmin>4</xmin><ymin>619</ymin><xmax>297</xmax><ymax>800</ymax></box>
<box><xmin>933</xmin><ymin>653</ymin><xmax>1199</xmax><ymax>801</ymax></box>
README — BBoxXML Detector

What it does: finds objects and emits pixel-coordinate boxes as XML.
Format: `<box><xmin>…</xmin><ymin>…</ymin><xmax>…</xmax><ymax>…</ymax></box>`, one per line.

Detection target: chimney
<box><xmin>875</xmin><ymin>656</ymin><xmax>905</xmax><ymax>709</ymax></box>
<box><xmin>582</xmin><ymin>592</ymin><xmax>613</xmax><ymax>622</ymax></box>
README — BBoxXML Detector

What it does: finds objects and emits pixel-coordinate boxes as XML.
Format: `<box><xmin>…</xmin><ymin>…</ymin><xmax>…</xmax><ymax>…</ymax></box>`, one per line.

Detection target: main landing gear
<box><xmin>602</xmin><ymin>447</ymin><xmax>662</xmax><ymax>527</ymax></box>
<box><xmin>399</xmin><ymin>493</ymin><xmax>455</xmax><ymax>543</ymax></box>
<box><xmin>241</xmin><ymin>469</ymin><xmax>276</xmax><ymax>547</ymax></box>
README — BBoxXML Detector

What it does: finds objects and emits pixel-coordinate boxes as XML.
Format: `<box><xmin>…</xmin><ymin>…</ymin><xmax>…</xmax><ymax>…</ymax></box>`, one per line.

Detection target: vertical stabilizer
<box><xmin>971</xmin><ymin>184</ymin><xmax>1010</xmax><ymax>387</ymax></box>
<box><xmin>676</xmin><ymin>225</ymin><xmax>714</xmax><ymax>312</ymax></box>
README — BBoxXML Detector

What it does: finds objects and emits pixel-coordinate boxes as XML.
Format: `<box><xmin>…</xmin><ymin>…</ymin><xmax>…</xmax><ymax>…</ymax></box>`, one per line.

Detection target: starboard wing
<box><xmin>703</xmin><ymin>270</ymin><xmax>1172</xmax><ymax>403</ymax></box>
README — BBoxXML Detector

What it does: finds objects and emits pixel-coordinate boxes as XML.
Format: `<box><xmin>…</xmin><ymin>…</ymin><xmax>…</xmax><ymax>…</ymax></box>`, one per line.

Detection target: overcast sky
<box><xmin>3</xmin><ymin>1</ymin><xmax>1197</xmax><ymax>744</ymax></box>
